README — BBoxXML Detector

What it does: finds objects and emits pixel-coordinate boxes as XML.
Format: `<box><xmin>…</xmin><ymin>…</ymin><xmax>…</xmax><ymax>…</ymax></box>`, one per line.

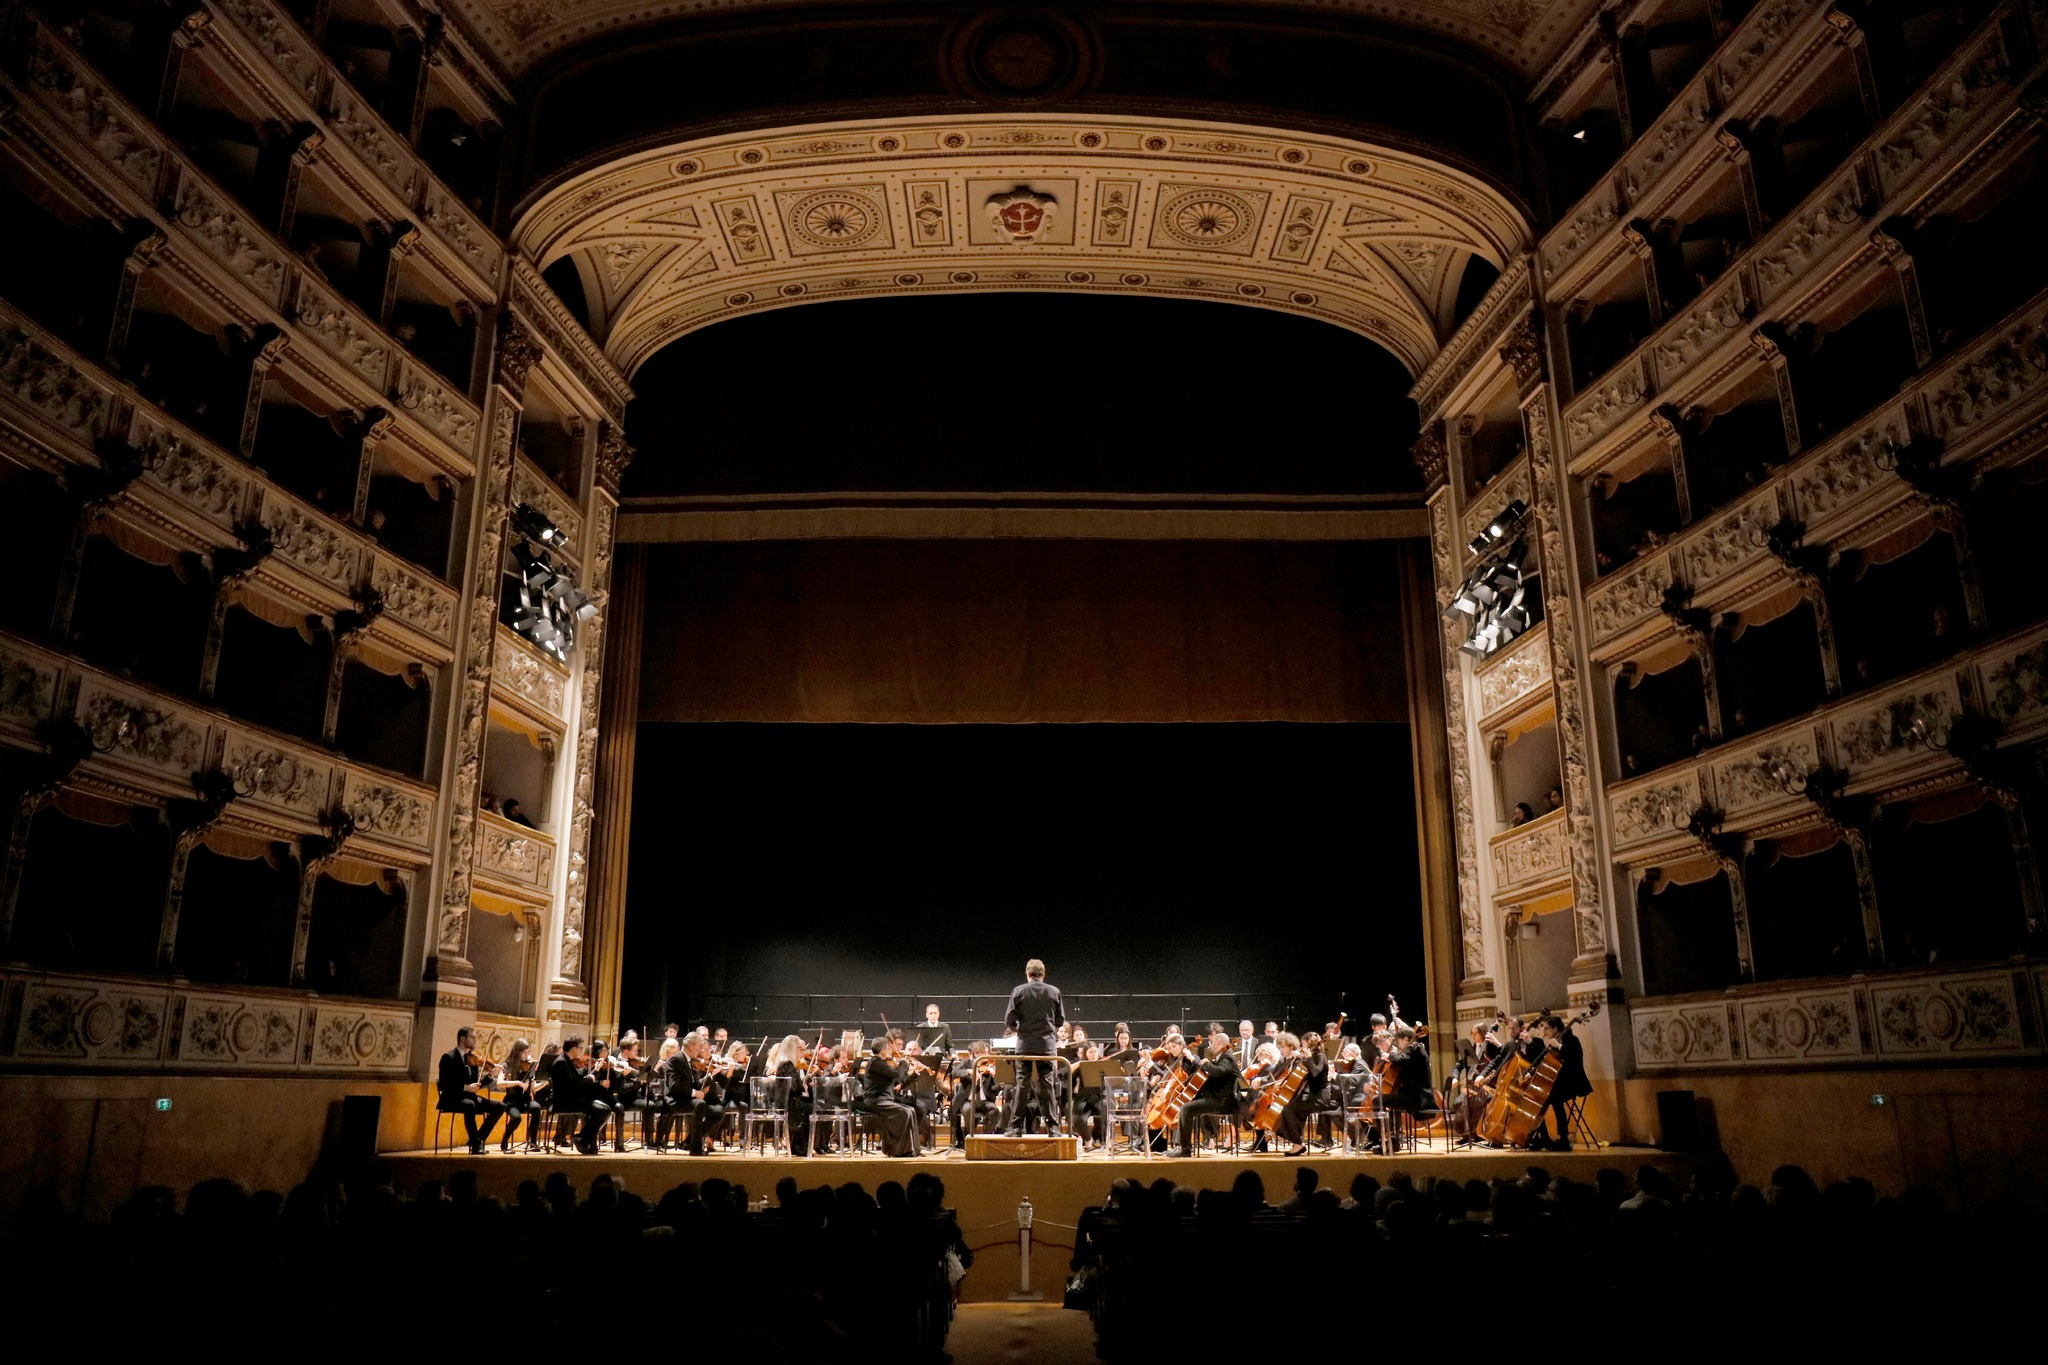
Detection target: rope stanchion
<box><xmin>1007</xmin><ymin>1197</ymin><xmax>1044</xmax><ymax>1301</ymax></box>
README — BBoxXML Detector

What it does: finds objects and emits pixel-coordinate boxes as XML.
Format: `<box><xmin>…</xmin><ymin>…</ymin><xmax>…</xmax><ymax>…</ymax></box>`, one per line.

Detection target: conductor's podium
<box><xmin>965</xmin><ymin>1133</ymin><xmax>1079</xmax><ymax>1160</ymax></box>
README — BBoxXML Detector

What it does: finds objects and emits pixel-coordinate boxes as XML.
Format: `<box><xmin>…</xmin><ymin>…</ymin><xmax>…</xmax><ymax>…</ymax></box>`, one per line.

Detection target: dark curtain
<box><xmin>639</xmin><ymin>539</ymin><xmax>1409</xmax><ymax>724</ymax></box>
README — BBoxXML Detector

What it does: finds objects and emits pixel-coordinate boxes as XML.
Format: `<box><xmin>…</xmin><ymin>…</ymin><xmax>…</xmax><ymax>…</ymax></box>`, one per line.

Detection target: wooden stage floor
<box><xmin>386</xmin><ymin>1141</ymin><xmax>1691</xmax><ymax>1300</ymax></box>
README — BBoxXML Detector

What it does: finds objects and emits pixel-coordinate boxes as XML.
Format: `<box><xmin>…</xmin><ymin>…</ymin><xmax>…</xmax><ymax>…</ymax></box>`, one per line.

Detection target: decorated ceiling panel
<box><xmin>449</xmin><ymin>0</ymin><xmax>1598</xmax><ymax>81</ymax></box>
<box><xmin>517</xmin><ymin>116</ymin><xmax>1532</xmax><ymax>377</ymax></box>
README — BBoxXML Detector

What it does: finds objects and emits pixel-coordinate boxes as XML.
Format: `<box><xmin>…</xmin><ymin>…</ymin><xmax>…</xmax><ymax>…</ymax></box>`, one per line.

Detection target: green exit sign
<box><xmin>154</xmin><ymin>1098</ymin><xmax>172</xmax><ymax>1112</ymax></box>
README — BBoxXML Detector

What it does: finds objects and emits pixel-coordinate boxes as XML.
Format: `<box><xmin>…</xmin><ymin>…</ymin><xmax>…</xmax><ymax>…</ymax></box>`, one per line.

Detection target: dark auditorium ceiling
<box><xmin>448</xmin><ymin>0</ymin><xmax>1598</xmax><ymax>82</ymax></box>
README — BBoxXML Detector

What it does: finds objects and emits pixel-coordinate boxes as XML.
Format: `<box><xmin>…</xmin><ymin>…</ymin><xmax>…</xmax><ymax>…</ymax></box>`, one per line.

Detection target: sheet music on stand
<box><xmin>1073</xmin><ymin>1060</ymin><xmax>1122</xmax><ymax>1090</ymax></box>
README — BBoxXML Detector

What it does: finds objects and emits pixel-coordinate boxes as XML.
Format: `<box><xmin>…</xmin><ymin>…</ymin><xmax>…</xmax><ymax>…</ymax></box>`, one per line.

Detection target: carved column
<box><xmin>104</xmin><ymin>225</ymin><xmax>168</xmax><ymax>370</ymax></box>
<box><xmin>1419</xmin><ymin>422</ymin><xmax>1494</xmax><ymax>1005</ymax></box>
<box><xmin>550</xmin><ymin>424</ymin><xmax>632</xmax><ymax>1013</ymax></box>
<box><xmin>253</xmin><ymin>123</ymin><xmax>323</xmax><ymax>240</ymax></box>
<box><xmin>1515</xmin><ymin>320</ymin><xmax>1618</xmax><ymax>984</ymax></box>
<box><xmin>584</xmin><ymin>538</ymin><xmax>646</xmax><ymax>1043</ymax></box>
<box><xmin>431</xmin><ymin>317</ymin><xmax>539</xmax><ymax>987</ymax></box>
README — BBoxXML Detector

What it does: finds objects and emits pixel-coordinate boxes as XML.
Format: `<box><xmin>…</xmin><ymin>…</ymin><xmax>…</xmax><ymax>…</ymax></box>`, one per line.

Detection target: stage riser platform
<box><xmin>387</xmin><ymin>1146</ymin><xmax>1691</xmax><ymax>1301</ymax></box>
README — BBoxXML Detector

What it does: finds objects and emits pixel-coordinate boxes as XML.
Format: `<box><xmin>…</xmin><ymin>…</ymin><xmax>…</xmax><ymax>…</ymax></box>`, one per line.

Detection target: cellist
<box><xmin>1275</xmin><ymin>1030</ymin><xmax>1331</xmax><ymax>1157</ymax></box>
<box><xmin>1527</xmin><ymin>1013</ymin><xmax>1592</xmax><ymax>1152</ymax></box>
<box><xmin>1172</xmin><ymin>1024</ymin><xmax>1242</xmax><ymax>1158</ymax></box>
<box><xmin>1239</xmin><ymin>1039</ymin><xmax>1285</xmax><ymax>1153</ymax></box>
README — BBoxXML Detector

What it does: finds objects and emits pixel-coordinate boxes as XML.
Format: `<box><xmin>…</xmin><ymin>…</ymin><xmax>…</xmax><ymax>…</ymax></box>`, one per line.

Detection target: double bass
<box><xmin>1479</xmin><ymin>1003</ymin><xmax>1600</xmax><ymax>1148</ymax></box>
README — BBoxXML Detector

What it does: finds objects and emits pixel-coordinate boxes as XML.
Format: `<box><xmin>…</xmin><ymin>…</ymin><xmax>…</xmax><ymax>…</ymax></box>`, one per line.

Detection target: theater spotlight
<box><xmin>1447</xmin><ymin>519</ymin><xmax>1536</xmax><ymax>660</ymax></box>
<box><xmin>506</xmin><ymin>503</ymin><xmax>594</xmax><ymax>663</ymax></box>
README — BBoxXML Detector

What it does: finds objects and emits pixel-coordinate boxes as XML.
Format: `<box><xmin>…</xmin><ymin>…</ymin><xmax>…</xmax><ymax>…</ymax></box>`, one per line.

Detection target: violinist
<box><xmin>682</xmin><ymin>1034</ymin><xmax>730</xmax><ymax>1156</ymax></box>
<box><xmin>769</xmin><ymin>1034</ymin><xmax>813</xmax><ymax>1157</ymax></box>
<box><xmin>1528</xmin><ymin>1014</ymin><xmax>1591</xmax><ymax>1152</ymax></box>
<box><xmin>436</xmin><ymin>1027</ymin><xmax>505</xmax><ymax>1155</ymax></box>
<box><xmin>856</xmin><ymin>1033</ymin><xmax>921</xmax><ymax>1157</ymax></box>
<box><xmin>648</xmin><ymin>1038</ymin><xmax>689</xmax><ymax>1152</ymax></box>
<box><xmin>1109</xmin><ymin>1022</ymin><xmax>1136</xmax><ymax>1060</ymax></box>
<box><xmin>900</xmin><ymin>1037</ymin><xmax>940</xmax><ymax>1145</ymax></box>
<box><xmin>951</xmin><ymin>1041</ymin><xmax>1001</xmax><ymax>1148</ymax></box>
<box><xmin>497</xmin><ymin>1038</ymin><xmax>542</xmax><ymax>1153</ymax></box>
<box><xmin>549</xmin><ymin>1037</ymin><xmax>610</xmax><ymax>1156</ymax></box>
<box><xmin>1072</xmin><ymin>1041</ymin><xmax>1107</xmax><ymax>1148</ymax></box>
<box><xmin>585</xmin><ymin>1040</ymin><xmax>631</xmax><ymax>1153</ymax></box>
<box><xmin>1172</xmin><ymin>1024</ymin><xmax>1242</xmax><ymax>1158</ymax></box>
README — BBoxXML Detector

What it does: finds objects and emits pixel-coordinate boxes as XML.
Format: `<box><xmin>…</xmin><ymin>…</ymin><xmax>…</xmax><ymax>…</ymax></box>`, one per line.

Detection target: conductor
<box><xmin>1004</xmin><ymin>958</ymin><xmax>1065</xmax><ymax>1135</ymax></box>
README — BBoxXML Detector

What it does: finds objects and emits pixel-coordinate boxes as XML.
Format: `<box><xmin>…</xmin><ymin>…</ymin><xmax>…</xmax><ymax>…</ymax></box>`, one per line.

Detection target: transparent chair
<box><xmin>1103</xmin><ymin>1075</ymin><xmax>1150</xmax><ymax>1158</ymax></box>
<box><xmin>745</xmin><ymin>1075</ymin><xmax>791</xmax><ymax>1154</ymax></box>
<box><xmin>809</xmin><ymin>1075</ymin><xmax>853</xmax><ymax>1155</ymax></box>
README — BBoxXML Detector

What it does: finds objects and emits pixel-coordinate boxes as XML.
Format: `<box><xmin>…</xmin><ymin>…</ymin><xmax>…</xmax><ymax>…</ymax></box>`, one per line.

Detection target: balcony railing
<box><xmin>0</xmin><ymin>967</ymin><xmax>415</xmax><ymax>1073</ymax></box>
<box><xmin>1491</xmin><ymin>806</ymin><xmax>1570</xmax><ymax>898</ymax></box>
<box><xmin>474</xmin><ymin>808</ymin><xmax>557</xmax><ymax>900</ymax></box>
<box><xmin>1631</xmin><ymin>959</ymin><xmax>2048</xmax><ymax>1070</ymax></box>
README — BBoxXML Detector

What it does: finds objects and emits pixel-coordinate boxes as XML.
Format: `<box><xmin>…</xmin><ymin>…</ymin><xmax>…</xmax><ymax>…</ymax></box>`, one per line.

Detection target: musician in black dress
<box><xmin>1072</xmin><ymin>1041</ymin><xmax>1107</xmax><ymax>1148</ymax></box>
<box><xmin>1529</xmin><ymin>1014</ymin><xmax>1592</xmax><ymax>1151</ymax></box>
<box><xmin>497</xmin><ymin>1038</ymin><xmax>542</xmax><ymax>1153</ymax></box>
<box><xmin>1173</xmin><ymin>1024</ymin><xmax>1242</xmax><ymax>1157</ymax></box>
<box><xmin>769</xmin><ymin>1035</ymin><xmax>813</xmax><ymax>1157</ymax></box>
<box><xmin>856</xmin><ymin>1034</ymin><xmax>921</xmax><ymax>1157</ymax></box>
<box><xmin>900</xmin><ymin>1038</ymin><xmax>939</xmax><ymax>1148</ymax></box>
<box><xmin>1004</xmin><ymin>957</ymin><xmax>1065</xmax><ymax>1135</ymax></box>
<box><xmin>1275</xmin><ymin>1031</ymin><xmax>1331</xmax><ymax>1156</ymax></box>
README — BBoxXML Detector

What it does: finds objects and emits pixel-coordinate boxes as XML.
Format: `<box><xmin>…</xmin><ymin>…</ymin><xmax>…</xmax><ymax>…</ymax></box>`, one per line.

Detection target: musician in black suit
<box><xmin>1173</xmin><ymin>1024</ymin><xmax>1242</xmax><ymax>1156</ymax></box>
<box><xmin>436</xmin><ymin>1028</ymin><xmax>505</xmax><ymax>1154</ymax></box>
<box><xmin>1004</xmin><ymin>958</ymin><xmax>1065</xmax><ymax>1135</ymax></box>
<box><xmin>547</xmin><ymin>1037</ymin><xmax>610</xmax><ymax>1155</ymax></box>
<box><xmin>916</xmin><ymin>1003</ymin><xmax>952</xmax><ymax>1055</ymax></box>
<box><xmin>1529</xmin><ymin>1014</ymin><xmax>1592</xmax><ymax>1151</ymax></box>
<box><xmin>1380</xmin><ymin>1025</ymin><xmax>1431</xmax><ymax>1153</ymax></box>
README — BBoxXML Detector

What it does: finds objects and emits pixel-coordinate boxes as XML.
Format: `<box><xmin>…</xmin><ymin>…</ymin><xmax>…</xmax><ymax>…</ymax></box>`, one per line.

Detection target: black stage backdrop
<box><xmin>620</xmin><ymin>721</ymin><xmax>1424</xmax><ymax>1043</ymax></box>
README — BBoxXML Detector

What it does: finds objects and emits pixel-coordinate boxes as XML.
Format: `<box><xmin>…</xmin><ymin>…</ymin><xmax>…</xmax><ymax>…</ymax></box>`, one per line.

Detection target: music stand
<box><xmin>983</xmin><ymin>1055</ymin><xmax>1072</xmax><ymax>1136</ymax></box>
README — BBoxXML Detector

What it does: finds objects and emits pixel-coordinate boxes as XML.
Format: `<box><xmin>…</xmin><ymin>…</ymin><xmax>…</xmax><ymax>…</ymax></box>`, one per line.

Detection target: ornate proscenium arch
<box><xmin>514</xmin><ymin>115</ymin><xmax>1532</xmax><ymax>379</ymax></box>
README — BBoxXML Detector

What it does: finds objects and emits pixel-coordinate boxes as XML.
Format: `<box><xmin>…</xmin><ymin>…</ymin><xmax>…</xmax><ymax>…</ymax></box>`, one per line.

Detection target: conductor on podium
<box><xmin>1004</xmin><ymin>958</ymin><xmax>1064</xmax><ymax>1134</ymax></box>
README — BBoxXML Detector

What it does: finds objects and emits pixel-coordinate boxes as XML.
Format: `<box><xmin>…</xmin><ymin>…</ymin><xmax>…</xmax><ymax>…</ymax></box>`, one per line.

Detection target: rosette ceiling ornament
<box><xmin>512</xmin><ymin>115</ymin><xmax>1531</xmax><ymax>379</ymax></box>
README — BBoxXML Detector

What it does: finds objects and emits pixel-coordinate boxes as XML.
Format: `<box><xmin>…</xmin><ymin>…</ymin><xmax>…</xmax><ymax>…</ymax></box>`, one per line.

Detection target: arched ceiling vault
<box><xmin>452</xmin><ymin>0</ymin><xmax>1597</xmax><ymax>83</ymax></box>
<box><xmin>515</xmin><ymin>114</ymin><xmax>1532</xmax><ymax>380</ymax></box>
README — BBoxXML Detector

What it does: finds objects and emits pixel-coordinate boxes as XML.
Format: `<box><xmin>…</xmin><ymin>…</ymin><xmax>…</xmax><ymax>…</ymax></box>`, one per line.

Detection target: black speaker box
<box><xmin>1656</xmin><ymin>1088</ymin><xmax>1701</xmax><ymax>1151</ymax></box>
<box><xmin>328</xmin><ymin>1094</ymin><xmax>381</xmax><ymax>1162</ymax></box>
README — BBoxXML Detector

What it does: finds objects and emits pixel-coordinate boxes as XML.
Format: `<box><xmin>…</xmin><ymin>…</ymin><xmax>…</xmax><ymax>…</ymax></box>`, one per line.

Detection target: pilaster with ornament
<box><xmin>1420</xmin><ymin>428</ymin><xmax>1493</xmax><ymax>1002</ymax></box>
<box><xmin>549</xmin><ymin>423</ymin><xmax>631</xmax><ymax>1019</ymax></box>
<box><xmin>1510</xmin><ymin>316</ymin><xmax>1618</xmax><ymax>982</ymax></box>
<box><xmin>430</xmin><ymin>317</ymin><xmax>538</xmax><ymax>986</ymax></box>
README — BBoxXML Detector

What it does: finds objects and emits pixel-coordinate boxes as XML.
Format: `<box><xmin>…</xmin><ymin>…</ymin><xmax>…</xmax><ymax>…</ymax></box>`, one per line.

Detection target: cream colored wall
<box><xmin>0</xmin><ymin>1075</ymin><xmax>432</xmax><ymax>1219</ymax></box>
<box><xmin>1608</xmin><ymin>1069</ymin><xmax>2048</xmax><ymax>1209</ymax></box>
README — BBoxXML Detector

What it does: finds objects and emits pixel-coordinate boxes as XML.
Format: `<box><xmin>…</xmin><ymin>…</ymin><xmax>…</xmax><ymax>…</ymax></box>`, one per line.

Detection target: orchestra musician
<box><xmin>1004</xmin><ymin>958</ymin><xmax>1064</xmax><ymax>1136</ymax></box>
<box><xmin>436</xmin><ymin>1027</ymin><xmax>505</xmax><ymax>1155</ymax></box>
<box><xmin>1240</xmin><ymin>1040</ymin><xmax>1284</xmax><ymax>1153</ymax></box>
<box><xmin>856</xmin><ymin>1033</ymin><xmax>921</xmax><ymax>1157</ymax></box>
<box><xmin>1379</xmin><ymin>1024</ymin><xmax>1430</xmax><ymax>1152</ymax></box>
<box><xmin>649</xmin><ymin>1038</ymin><xmax>691</xmax><ymax>1151</ymax></box>
<box><xmin>1173</xmin><ymin>1024</ymin><xmax>1243</xmax><ymax>1157</ymax></box>
<box><xmin>497</xmin><ymin>1038</ymin><xmax>542</xmax><ymax>1153</ymax></box>
<box><xmin>899</xmin><ymin>1036</ymin><xmax>939</xmax><ymax>1149</ymax></box>
<box><xmin>1072</xmin><ymin>1040</ymin><xmax>1107</xmax><ymax>1148</ymax></box>
<box><xmin>951</xmin><ymin>1041</ymin><xmax>1001</xmax><ymax>1147</ymax></box>
<box><xmin>768</xmin><ymin>1034</ymin><xmax>813</xmax><ymax>1157</ymax></box>
<box><xmin>1275</xmin><ymin>1031</ymin><xmax>1332</xmax><ymax>1157</ymax></box>
<box><xmin>916</xmin><ymin>1003</ymin><xmax>952</xmax><ymax>1055</ymax></box>
<box><xmin>549</xmin><ymin>1037</ymin><xmax>613</xmax><ymax>1156</ymax></box>
<box><xmin>682</xmin><ymin>1034</ymin><xmax>730</xmax><ymax>1156</ymax></box>
<box><xmin>585</xmin><ymin>1040</ymin><xmax>633</xmax><ymax>1153</ymax></box>
<box><xmin>1528</xmin><ymin>1013</ymin><xmax>1592</xmax><ymax>1151</ymax></box>
<box><xmin>710</xmin><ymin>1026</ymin><xmax>732</xmax><ymax>1058</ymax></box>
<box><xmin>1235</xmin><ymin>1020</ymin><xmax>1257</xmax><ymax>1067</ymax></box>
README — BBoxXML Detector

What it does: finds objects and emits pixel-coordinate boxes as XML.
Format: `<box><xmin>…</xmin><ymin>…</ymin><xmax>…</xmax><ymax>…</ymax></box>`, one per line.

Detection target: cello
<box><xmin>1145</xmin><ymin>1040</ymin><xmax>1213</xmax><ymax>1136</ymax></box>
<box><xmin>1245</xmin><ymin>1052</ymin><xmax>1308</xmax><ymax>1133</ymax></box>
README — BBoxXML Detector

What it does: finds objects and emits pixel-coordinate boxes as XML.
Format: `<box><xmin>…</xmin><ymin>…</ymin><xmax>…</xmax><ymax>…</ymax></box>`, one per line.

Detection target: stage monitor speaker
<box><xmin>328</xmin><ymin>1094</ymin><xmax>381</xmax><ymax>1162</ymax></box>
<box><xmin>1656</xmin><ymin>1089</ymin><xmax>1701</xmax><ymax>1151</ymax></box>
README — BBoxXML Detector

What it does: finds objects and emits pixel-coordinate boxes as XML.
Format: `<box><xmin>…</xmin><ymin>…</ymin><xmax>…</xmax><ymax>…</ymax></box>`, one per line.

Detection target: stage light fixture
<box><xmin>1445</xmin><ymin>512</ymin><xmax>1537</xmax><ymax>661</ymax></box>
<box><xmin>506</xmin><ymin>503</ymin><xmax>595</xmax><ymax>663</ymax></box>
